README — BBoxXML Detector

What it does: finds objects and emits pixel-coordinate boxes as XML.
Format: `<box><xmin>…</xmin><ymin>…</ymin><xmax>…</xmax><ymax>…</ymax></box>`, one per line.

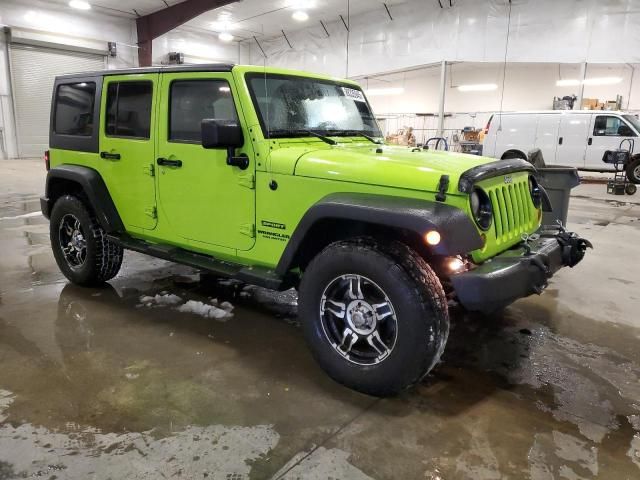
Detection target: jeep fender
<box><xmin>42</xmin><ymin>165</ymin><xmax>124</xmax><ymax>233</ymax></box>
<box><xmin>275</xmin><ymin>193</ymin><xmax>483</xmax><ymax>275</ymax></box>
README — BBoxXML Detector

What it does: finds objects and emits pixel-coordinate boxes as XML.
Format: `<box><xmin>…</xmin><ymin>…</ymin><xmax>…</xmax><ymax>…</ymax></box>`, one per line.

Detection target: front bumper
<box><xmin>451</xmin><ymin>230</ymin><xmax>591</xmax><ymax>313</ymax></box>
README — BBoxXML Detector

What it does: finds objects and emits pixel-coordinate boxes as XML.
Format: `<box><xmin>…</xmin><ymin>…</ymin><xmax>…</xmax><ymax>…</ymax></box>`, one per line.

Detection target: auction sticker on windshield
<box><xmin>342</xmin><ymin>87</ymin><xmax>366</xmax><ymax>102</ymax></box>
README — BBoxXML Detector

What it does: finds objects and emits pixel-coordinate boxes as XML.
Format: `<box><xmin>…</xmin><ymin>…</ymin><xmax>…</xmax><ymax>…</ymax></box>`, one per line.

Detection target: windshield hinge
<box><xmin>238</xmin><ymin>173</ymin><xmax>255</xmax><ymax>189</ymax></box>
<box><xmin>240</xmin><ymin>223</ymin><xmax>255</xmax><ymax>238</ymax></box>
<box><xmin>145</xmin><ymin>206</ymin><xmax>157</xmax><ymax>219</ymax></box>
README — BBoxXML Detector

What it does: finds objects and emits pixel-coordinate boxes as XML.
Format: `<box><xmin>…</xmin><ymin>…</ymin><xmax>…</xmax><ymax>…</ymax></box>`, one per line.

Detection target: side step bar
<box><xmin>108</xmin><ymin>234</ymin><xmax>285</xmax><ymax>291</ymax></box>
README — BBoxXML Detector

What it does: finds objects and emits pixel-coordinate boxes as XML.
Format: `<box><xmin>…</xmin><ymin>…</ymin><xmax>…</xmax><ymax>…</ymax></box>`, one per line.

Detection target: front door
<box><xmin>156</xmin><ymin>73</ymin><xmax>256</xmax><ymax>251</ymax></box>
<box><xmin>584</xmin><ymin>114</ymin><xmax>638</xmax><ymax>168</ymax></box>
<box><xmin>556</xmin><ymin>114</ymin><xmax>590</xmax><ymax>167</ymax></box>
<box><xmin>98</xmin><ymin>74</ymin><xmax>158</xmax><ymax>230</ymax></box>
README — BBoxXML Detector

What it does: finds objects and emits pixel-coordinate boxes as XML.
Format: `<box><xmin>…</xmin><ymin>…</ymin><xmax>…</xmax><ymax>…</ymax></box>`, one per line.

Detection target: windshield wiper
<box><xmin>328</xmin><ymin>130</ymin><xmax>383</xmax><ymax>144</ymax></box>
<box><xmin>268</xmin><ymin>129</ymin><xmax>337</xmax><ymax>145</ymax></box>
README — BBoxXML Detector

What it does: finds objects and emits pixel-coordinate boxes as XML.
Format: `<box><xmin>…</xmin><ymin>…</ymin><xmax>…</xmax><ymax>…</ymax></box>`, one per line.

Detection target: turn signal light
<box><xmin>448</xmin><ymin>257</ymin><xmax>465</xmax><ymax>273</ymax></box>
<box><xmin>425</xmin><ymin>230</ymin><xmax>441</xmax><ymax>246</ymax></box>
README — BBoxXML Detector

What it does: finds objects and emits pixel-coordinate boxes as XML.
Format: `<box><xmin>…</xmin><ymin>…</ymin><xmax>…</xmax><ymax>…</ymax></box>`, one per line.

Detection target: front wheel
<box><xmin>298</xmin><ymin>238</ymin><xmax>449</xmax><ymax>397</ymax></box>
<box><xmin>626</xmin><ymin>157</ymin><xmax>640</xmax><ymax>184</ymax></box>
<box><xmin>50</xmin><ymin>195</ymin><xmax>123</xmax><ymax>286</ymax></box>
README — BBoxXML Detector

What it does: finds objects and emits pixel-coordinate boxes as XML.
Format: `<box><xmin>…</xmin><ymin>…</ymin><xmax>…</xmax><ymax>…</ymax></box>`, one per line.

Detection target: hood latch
<box><xmin>436</xmin><ymin>174</ymin><xmax>450</xmax><ymax>202</ymax></box>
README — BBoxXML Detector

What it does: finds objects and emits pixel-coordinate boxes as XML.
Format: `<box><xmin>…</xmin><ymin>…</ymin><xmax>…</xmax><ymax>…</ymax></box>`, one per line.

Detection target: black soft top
<box><xmin>56</xmin><ymin>63</ymin><xmax>235</xmax><ymax>80</ymax></box>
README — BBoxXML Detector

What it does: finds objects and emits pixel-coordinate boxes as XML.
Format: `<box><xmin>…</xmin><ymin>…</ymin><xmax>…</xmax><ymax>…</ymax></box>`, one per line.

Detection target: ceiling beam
<box><xmin>136</xmin><ymin>0</ymin><xmax>239</xmax><ymax>66</ymax></box>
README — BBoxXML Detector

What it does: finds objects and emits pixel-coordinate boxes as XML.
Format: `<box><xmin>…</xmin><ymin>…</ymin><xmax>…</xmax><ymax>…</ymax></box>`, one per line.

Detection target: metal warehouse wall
<box><xmin>241</xmin><ymin>0</ymin><xmax>640</xmax><ymax>78</ymax></box>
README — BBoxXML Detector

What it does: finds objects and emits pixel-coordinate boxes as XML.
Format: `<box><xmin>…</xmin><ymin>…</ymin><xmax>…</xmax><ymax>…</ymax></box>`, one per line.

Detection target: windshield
<box><xmin>246</xmin><ymin>73</ymin><xmax>382</xmax><ymax>139</ymax></box>
<box><xmin>623</xmin><ymin>114</ymin><xmax>640</xmax><ymax>134</ymax></box>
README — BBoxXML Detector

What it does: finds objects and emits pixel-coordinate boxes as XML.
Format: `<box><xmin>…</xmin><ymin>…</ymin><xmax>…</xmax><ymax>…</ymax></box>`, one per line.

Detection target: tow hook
<box><xmin>556</xmin><ymin>231</ymin><xmax>593</xmax><ymax>267</ymax></box>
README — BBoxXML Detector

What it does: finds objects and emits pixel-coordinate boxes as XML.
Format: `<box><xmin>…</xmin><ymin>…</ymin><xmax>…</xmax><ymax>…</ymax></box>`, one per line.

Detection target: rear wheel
<box><xmin>298</xmin><ymin>238</ymin><xmax>449</xmax><ymax>397</ymax></box>
<box><xmin>50</xmin><ymin>195</ymin><xmax>123</xmax><ymax>286</ymax></box>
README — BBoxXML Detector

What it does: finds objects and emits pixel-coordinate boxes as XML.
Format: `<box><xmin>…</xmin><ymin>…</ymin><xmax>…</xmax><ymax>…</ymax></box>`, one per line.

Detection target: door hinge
<box><xmin>145</xmin><ymin>164</ymin><xmax>155</xmax><ymax>176</ymax></box>
<box><xmin>238</xmin><ymin>173</ymin><xmax>255</xmax><ymax>189</ymax></box>
<box><xmin>240</xmin><ymin>223</ymin><xmax>255</xmax><ymax>238</ymax></box>
<box><xmin>145</xmin><ymin>206</ymin><xmax>157</xmax><ymax>219</ymax></box>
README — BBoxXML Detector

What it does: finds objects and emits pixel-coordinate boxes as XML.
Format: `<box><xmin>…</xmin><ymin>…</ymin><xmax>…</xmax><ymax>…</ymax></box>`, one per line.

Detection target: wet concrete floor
<box><xmin>1</xmin><ymin>159</ymin><xmax>640</xmax><ymax>479</ymax></box>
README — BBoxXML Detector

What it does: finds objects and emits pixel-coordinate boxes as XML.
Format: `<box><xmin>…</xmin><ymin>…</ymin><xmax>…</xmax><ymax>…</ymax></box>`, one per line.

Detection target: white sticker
<box><xmin>342</xmin><ymin>87</ymin><xmax>366</xmax><ymax>102</ymax></box>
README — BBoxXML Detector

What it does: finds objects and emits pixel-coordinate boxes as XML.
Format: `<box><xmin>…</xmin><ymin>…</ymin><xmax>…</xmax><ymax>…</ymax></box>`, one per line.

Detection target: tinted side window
<box><xmin>105</xmin><ymin>81</ymin><xmax>153</xmax><ymax>138</ymax></box>
<box><xmin>169</xmin><ymin>80</ymin><xmax>237</xmax><ymax>143</ymax></box>
<box><xmin>54</xmin><ymin>82</ymin><xmax>96</xmax><ymax>136</ymax></box>
<box><xmin>593</xmin><ymin>116</ymin><xmax>624</xmax><ymax>136</ymax></box>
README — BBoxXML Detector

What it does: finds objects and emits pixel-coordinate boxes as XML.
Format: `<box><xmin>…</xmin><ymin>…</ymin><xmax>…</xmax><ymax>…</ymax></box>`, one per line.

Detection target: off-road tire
<box><xmin>50</xmin><ymin>195</ymin><xmax>123</xmax><ymax>286</ymax></box>
<box><xmin>298</xmin><ymin>237</ymin><xmax>449</xmax><ymax>397</ymax></box>
<box><xmin>626</xmin><ymin>157</ymin><xmax>640</xmax><ymax>185</ymax></box>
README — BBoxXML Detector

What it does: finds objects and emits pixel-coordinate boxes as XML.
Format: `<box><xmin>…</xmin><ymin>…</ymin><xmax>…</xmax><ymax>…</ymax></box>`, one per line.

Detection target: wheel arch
<box><xmin>275</xmin><ymin>193</ymin><xmax>483</xmax><ymax>275</ymax></box>
<box><xmin>43</xmin><ymin>165</ymin><xmax>124</xmax><ymax>233</ymax></box>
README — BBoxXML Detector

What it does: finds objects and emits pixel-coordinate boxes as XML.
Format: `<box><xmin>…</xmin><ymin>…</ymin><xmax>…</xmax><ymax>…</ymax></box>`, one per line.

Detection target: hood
<box><xmin>272</xmin><ymin>143</ymin><xmax>496</xmax><ymax>194</ymax></box>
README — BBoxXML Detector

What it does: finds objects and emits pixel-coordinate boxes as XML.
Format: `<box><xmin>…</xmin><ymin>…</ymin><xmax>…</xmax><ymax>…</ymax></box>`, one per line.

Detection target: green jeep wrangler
<box><xmin>41</xmin><ymin>64</ymin><xmax>590</xmax><ymax>396</ymax></box>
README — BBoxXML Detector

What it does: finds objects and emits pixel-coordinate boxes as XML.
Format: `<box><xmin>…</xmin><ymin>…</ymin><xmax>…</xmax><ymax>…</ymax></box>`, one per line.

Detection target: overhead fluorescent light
<box><xmin>292</xmin><ymin>10</ymin><xmax>309</xmax><ymax>21</ymax></box>
<box><xmin>365</xmin><ymin>87</ymin><xmax>404</xmax><ymax>96</ymax></box>
<box><xmin>218</xmin><ymin>32</ymin><xmax>234</xmax><ymax>42</ymax></box>
<box><xmin>556</xmin><ymin>79</ymin><xmax>581</xmax><ymax>87</ymax></box>
<box><xmin>286</xmin><ymin>0</ymin><xmax>317</xmax><ymax>8</ymax></box>
<box><xmin>583</xmin><ymin>76</ymin><xmax>623</xmax><ymax>86</ymax></box>
<box><xmin>457</xmin><ymin>83</ymin><xmax>498</xmax><ymax>92</ymax></box>
<box><xmin>69</xmin><ymin>0</ymin><xmax>91</xmax><ymax>10</ymax></box>
<box><xmin>557</xmin><ymin>77</ymin><xmax>623</xmax><ymax>87</ymax></box>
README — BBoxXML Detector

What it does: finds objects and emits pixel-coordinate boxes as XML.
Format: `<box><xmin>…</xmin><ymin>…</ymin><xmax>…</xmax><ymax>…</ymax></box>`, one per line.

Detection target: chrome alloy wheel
<box><xmin>59</xmin><ymin>214</ymin><xmax>87</xmax><ymax>269</ymax></box>
<box><xmin>634</xmin><ymin>164</ymin><xmax>640</xmax><ymax>181</ymax></box>
<box><xmin>320</xmin><ymin>274</ymin><xmax>398</xmax><ymax>365</ymax></box>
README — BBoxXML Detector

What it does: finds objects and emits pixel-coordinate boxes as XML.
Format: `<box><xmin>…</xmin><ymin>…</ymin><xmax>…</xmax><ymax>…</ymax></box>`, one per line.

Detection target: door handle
<box><xmin>588</xmin><ymin>137</ymin><xmax>593</xmax><ymax>145</ymax></box>
<box><xmin>100</xmin><ymin>151</ymin><xmax>121</xmax><ymax>160</ymax></box>
<box><xmin>157</xmin><ymin>157</ymin><xmax>183</xmax><ymax>167</ymax></box>
<box><xmin>558</xmin><ymin>137</ymin><xmax>563</xmax><ymax>145</ymax></box>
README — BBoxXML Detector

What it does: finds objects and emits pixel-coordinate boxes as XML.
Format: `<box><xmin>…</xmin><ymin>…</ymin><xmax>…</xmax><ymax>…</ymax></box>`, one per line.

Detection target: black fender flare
<box><xmin>275</xmin><ymin>192</ymin><xmax>483</xmax><ymax>275</ymax></box>
<box><xmin>42</xmin><ymin>165</ymin><xmax>124</xmax><ymax>233</ymax></box>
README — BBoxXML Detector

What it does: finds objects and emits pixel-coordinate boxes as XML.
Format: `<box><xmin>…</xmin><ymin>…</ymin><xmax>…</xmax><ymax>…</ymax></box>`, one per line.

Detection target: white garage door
<box><xmin>10</xmin><ymin>44</ymin><xmax>105</xmax><ymax>158</ymax></box>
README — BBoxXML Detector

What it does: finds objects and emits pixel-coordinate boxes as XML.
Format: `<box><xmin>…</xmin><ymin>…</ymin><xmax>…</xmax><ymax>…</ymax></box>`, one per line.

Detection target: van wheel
<box><xmin>50</xmin><ymin>195</ymin><xmax>123</xmax><ymax>286</ymax></box>
<box><xmin>501</xmin><ymin>151</ymin><xmax>526</xmax><ymax>160</ymax></box>
<box><xmin>298</xmin><ymin>238</ymin><xmax>449</xmax><ymax>397</ymax></box>
<box><xmin>626</xmin><ymin>157</ymin><xmax>640</xmax><ymax>184</ymax></box>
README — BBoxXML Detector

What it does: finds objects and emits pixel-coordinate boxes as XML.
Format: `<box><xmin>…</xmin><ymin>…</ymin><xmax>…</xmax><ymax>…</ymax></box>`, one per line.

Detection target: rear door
<box><xmin>155</xmin><ymin>72</ymin><xmax>256</xmax><ymax>251</ymax></box>
<box><xmin>584</xmin><ymin>114</ymin><xmax>638</xmax><ymax>168</ymax></box>
<box><xmin>98</xmin><ymin>74</ymin><xmax>158</xmax><ymax>231</ymax></box>
<box><xmin>556</xmin><ymin>113</ymin><xmax>589</xmax><ymax>167</ymax></box>
<box><xmin>534</xmin><ymin>114</ymin><xmax>560</xmax><ymax>164</ymax></box>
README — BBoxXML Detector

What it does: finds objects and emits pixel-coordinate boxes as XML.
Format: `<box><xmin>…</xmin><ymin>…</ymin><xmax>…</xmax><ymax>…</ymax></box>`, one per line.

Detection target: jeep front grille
<box><xmin>487</xmin><ymin>178</ymin><xmax>536</xmax><ymax>244</ymax></box>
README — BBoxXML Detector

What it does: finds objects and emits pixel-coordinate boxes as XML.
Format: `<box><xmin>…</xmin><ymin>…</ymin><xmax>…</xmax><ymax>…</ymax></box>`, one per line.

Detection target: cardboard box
<box><xmin>581</xmin><ymin>98</ymin><xmax>598</xmax><ymax>109</ymax></box>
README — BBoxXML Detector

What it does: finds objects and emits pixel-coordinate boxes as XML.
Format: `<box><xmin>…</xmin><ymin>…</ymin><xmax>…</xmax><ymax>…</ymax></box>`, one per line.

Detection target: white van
<box><xmin>483</xmin><ymin>110</ymin><xmax>640</xmax><ymax>183</ymax></box>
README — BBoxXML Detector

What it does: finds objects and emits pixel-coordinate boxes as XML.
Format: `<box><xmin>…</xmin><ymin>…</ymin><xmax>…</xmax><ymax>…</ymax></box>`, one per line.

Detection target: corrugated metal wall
<box><xmin>9</xmin><ymin>44</ymin><xmax>104</xmax><ymax>158</ymax></box>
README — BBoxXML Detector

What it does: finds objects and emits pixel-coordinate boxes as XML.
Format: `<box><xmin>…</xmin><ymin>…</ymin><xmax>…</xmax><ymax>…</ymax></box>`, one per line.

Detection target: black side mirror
<box><xmin>201</xmin><ymin>119</ymin><xmax>244</xmax><ymax>149</ymax></box>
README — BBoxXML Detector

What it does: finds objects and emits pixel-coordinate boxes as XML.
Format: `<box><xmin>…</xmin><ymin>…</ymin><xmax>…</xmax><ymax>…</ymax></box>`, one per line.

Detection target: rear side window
<box><xmin>169</xmin><ymin>80</ymin><xmax>238</xmax><ymax>143</ymax></box>
<box><xmin>105</xmin><ymin>81</ymin><xmax>153</xmax><ymax>139</ymax></box>
<box><xmin>54</xmin><ymin>82</ymin><xmax>96</xmax><ymax>136</ymax></box>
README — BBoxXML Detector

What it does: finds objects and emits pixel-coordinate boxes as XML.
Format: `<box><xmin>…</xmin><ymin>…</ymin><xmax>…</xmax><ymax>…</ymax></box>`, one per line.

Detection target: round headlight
<box><xmin>528</xmin><ymin>175</ymin><xmax>542</xmax><ymax>208</ymax></box>
<box><xmin>470</xmin><ymin>187</ymin><xmax>492</xmax><ymax>231</ymax></box>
